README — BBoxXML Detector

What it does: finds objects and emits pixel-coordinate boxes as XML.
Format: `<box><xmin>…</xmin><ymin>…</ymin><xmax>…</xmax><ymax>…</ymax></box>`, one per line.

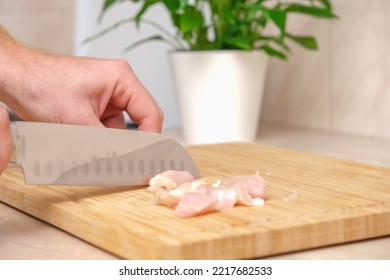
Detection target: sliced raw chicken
<box><xmin>176</xmin><ymin>193</ymin><xmax>217</xmax><ymax>218</ymax></box>
<box><xmin>148</xmin><ymin>170</ymin><xmax>267</xmax><ymax>218</ymax></box>
<box><xmin>221</xmin><ymin>172</ymin><xmax>266</xmax><ymax>199</ymax></box>
<box><xmin>252</xmin><ymin>198</ymin><xmax>265</xmax><ymax>206</ymax></box>
<box><xmin>148</xmin><ymin>170</ymin><xmax>194</xmax><ymax>193</ymax></box>
<box><xmin>208</xmin><ymin>187</ymin><xmax>238</xmax><ymax>210</ymax></box>
<box><xmin>208</xmin><ymin>185</ymin><xmax>259</xmax><ymax>207</ymax></box>
<box><xmin>153</xmin><ymin>180</ymin><xmax>208</xmax><ymax>207</ymax></box>
<box><xmin>234</xmin><ymin>187</ymin><xmax>256</xmax><ymax>206</ymax></box>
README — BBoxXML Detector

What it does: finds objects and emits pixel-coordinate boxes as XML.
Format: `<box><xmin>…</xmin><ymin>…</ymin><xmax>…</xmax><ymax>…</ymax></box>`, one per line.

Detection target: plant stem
<box><xmin>82</xmin><ymin>17</ymin><xmax>187</xmax><ymax>50</ymax></box>
<box><xmin>82</xmin><ymin>18</ymin><xmax>133</xmax><ymax>45</ymax></box>
<box><xmin>141</xmin><ymin>18</ymin><xmax>187</xmax><ymax>50</ymax></box>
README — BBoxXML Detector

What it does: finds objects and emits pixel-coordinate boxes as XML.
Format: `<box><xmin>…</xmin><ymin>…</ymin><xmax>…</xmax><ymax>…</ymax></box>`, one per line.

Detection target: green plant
<box><xmin>85</xmin><ymin>0</ymin><xmax>337</xmax><ymax>59</ymax></box>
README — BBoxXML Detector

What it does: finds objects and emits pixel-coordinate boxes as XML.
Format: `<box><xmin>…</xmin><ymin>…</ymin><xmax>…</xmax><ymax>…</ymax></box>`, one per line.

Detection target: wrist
<box><xmin>0</xmin><ymin>27</ymin><xmax>38</xmax><ymax>118</ymax></box>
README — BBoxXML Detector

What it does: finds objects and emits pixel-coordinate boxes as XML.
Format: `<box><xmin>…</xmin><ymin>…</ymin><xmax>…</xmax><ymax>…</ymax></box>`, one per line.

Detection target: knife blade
<box><xmin>10</xmin><ymin>121</ymin><xmax>200</xmax><ymax>186</ymax></box>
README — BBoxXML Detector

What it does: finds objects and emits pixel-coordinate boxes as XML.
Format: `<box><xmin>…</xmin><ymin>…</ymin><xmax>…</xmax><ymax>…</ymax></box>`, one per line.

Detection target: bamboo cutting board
<box><xmin>0</xmin><ymin>143</ymin><xmax>389</xmax><ymax>259</ymax></box>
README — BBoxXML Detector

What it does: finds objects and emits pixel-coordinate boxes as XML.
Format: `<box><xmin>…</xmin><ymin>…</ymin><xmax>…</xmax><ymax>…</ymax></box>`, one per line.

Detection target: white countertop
<box><xmin>1</xmin><ymin>123</ymin><xmax>389</xmax><ymax>259</ymax></box>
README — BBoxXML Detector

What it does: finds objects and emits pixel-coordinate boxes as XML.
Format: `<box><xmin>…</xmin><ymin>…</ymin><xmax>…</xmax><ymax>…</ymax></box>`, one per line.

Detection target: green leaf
<box><xmin>179</xmin><ymin>6</ymin><xmax>204</xmax><ymax>33</ymax></box>
<box><xmin>259</xmin><ymin>45</ymin><xmax>287</xmax><ymax>60</ymax></box>
<box><xmin>224</xmin><ymin>10</ymin><xmax>236</xmax><ymax>25</ymax></box>
<box><xmin>163</xmin><ymin>0</ymin><xmax>189</xmax><ymax>31</ymax></box>
<box><xmin>287</xmin><ymin>34</ymin><xmax>318</xmax><ymax>50</ymax></box>
<box><xmin>249</xmin><ymin>3</ymin><xmax>270</xmax><ymax>21</ymax></box>
<box><xmin>268</xmin><ymin>9</ymin><xmax>285</xmax><ymax>28</ymax></box>
<box><xmin>162</xmin><ymin>0</ymin><xmax>181</xmax><ymax>11</ymax></box>
<box><xmin>223</xmin><ymin>37</ymin><xmax>252</xmax><ymax>50</ymax></box>
<box><xmin>123</xmin><ymin>35</ymin><xmax>173</xmax><ymax>52</ymax></box>
<box><xmin>135</xmin><ymin>0</ymin><xmax>159</xmax><ymax>25</ymax></box>
<box><xmin>179</xmin><ymin>0</ymin><xmax>189</xmax><ymax>10</ymax></box>
<box><xmin>83</xmin><ymin>17</ymin><xmax>135</xmax><ymax>44</ymax></box>
<box><xmin>98</xmin><ymin>0</ymin><xmax>121</xmax><ymax>22</ymax></box>
<box><xmin>82</xmin><ymin>17</ymin><xmax>185</xmax><ymax>49</ymax></box>
<box><xmin>268</xmin><ymin>9</ymin><xmax>287</xmax><ymax>34</ymax></box>
<box><xmin>285</xmin><ymin>4</ymin><xmax>338</xmax><ymax>18</ymax></box>
<box><xmin>259</xmin><ymin>36</ymin><xmax>291</xmax><ymax>52</ymax></box>
<box><xmin>318</xmin><ymin>0</ymin><xmax>332</xmax><ymax>9</ymax></box>
<box><xmin>102</xmin><ymin>0</ymin><xmax>119</xmax><ymax>12</ymax></box>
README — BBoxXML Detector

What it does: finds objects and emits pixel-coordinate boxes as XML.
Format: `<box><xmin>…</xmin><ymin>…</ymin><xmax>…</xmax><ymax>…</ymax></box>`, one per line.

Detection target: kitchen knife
<box><xmin>10</xmin><ymin>121</ymin><xmax>200</xmax><ymax>186</ymax></box>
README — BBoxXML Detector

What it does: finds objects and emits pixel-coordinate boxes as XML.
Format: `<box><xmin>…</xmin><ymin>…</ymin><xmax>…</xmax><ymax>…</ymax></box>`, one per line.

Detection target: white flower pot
<box><xmin>168</xmin><ymin>50</ymin><xmax>268</xmax><ymax>145</ymax></box>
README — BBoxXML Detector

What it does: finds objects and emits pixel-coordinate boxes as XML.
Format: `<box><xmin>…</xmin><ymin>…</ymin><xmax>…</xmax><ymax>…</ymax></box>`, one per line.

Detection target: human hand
<box><xmin>3</xmin><ymin>50</ymin><xmax>163</xmax><ymax>132</ymax></box>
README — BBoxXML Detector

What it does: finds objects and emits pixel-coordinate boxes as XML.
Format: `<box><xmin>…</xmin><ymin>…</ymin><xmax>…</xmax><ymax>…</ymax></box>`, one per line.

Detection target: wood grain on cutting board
<box><xmin>0</xmin><ymin>143</ymin><xmax>389</xmax><ymax>259</ymax></box>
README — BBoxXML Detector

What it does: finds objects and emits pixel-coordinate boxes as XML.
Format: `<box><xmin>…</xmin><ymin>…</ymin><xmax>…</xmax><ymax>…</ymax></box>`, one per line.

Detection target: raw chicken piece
<box><xmin>153</xmin><ymin>181</ymin><xmax>208</xmax><ymax>207</ymax></box>
<box><xmin>221</xmin><ymin>172</ymin><xmax>266</xmax><ymax>199</ymax></box>
<box><xmin>149</xmin><ymin>170</ymin><xmax>267</xmax><ymax>218</ymax></box>
<box><xmin>252</xmin><ymin>198</ymin><xmax>265</xmax><ymax>206</ymax></box>
<box><xmin>209</xmin><ymin>186</ymin><xmax>264</xmax><ymax>208</ymax></box>
<box><xmin>176</xmin><ymin>193</ymin><xmax>217</xmax><ymax>218</ymax></box>
<box><xmin>208</xmin><ymin>187</ymin><xmax>238</xmax><ymax>210</ymax></box>
<box><xmin>234</xmin><ymin>187</ymin><xmax>255</xmax><ymax>206</ymax></box>
<box><xmin>148</xmin><ymin>170</ymin><xmax>194</xmax><ymax>193</ymax></box>
<box><xmin>152</xmin><ymin>190</ymin><xmax>177</xmax><ymax>207</ymax></box>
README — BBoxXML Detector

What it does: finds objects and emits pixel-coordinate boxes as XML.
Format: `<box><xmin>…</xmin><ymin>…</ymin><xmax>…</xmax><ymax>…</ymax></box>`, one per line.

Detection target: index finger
<box><xmin>110</xmin><ymin>60</ymin><xmax>164</xmax><ymax>132</ymax></box>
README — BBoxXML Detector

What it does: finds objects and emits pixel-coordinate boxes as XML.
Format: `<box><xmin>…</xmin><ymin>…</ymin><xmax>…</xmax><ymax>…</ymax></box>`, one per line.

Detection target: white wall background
<box><xmin>74</xmin><ymin>0</ymin><xmax>180</xmax><ymax>128</ymax></box>
<box><xmin>0</xmin><ymin>0</ymin><xmax>74</xmax><ymax>55</ymax></box>
<box><xmin>263</xmin><ymin>0</ymin><xmax>390</xmax><ymax>140</ymax></box>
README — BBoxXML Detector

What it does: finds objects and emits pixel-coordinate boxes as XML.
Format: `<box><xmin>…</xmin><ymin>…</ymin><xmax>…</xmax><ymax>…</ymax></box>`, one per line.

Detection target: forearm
<box><xmin>0</xmin><ymin>26</ymin><xmax>25</xmax><ymax>110</ymax></box>
<box><xmin>0</xmin><ymin>26</ymin><xmax>46</xmax><ymax>120</ymax></box>
<box><xmin>0</xmin><ymin>26</ymin><xmax>15</xmax><ymax>100</ymax></box>
<box><xmin>0</xmin><ymin>27</ymin><xmax>95</xmax><ymax>123</ymax></box>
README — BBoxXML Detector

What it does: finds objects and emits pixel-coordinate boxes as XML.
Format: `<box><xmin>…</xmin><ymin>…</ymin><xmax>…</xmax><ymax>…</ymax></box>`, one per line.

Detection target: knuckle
<box><xmin>154</xmin><ymin>106</ymin><xmax>164</xmax><ymax>127</ymax></box>
<box><xmin>112</xmin><ymin>59</ymin><xmax>133</xmax><ymax>74</ymax></box>
<box><xmin>157</xmin><ymin>107</ymin><xmax>164</xmax><ymax>122</ymax></box>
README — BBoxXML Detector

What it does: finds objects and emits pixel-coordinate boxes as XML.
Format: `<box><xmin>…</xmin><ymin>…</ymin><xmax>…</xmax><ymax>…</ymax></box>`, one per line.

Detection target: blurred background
<box><xmin>1</xmin><ymin>0</ymin><xmax>389</xmax><ymax>139</ymax></box>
